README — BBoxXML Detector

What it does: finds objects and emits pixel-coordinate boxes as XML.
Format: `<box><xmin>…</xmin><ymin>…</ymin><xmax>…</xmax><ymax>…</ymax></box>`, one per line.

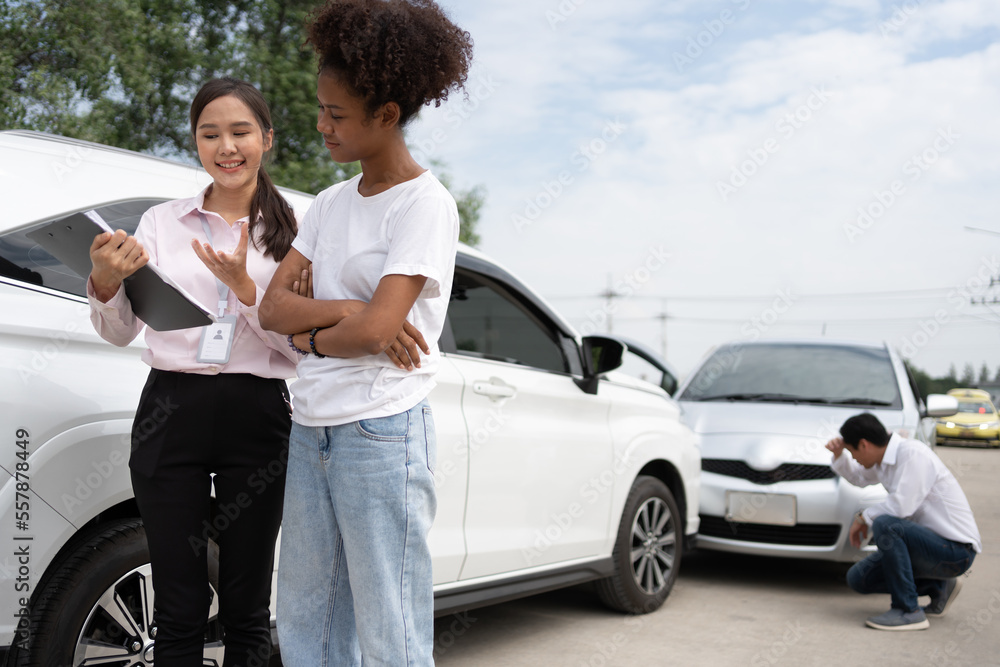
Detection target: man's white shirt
<box><xmin>832</xmin><ymin>432</ymin><xmax>982</xmax><ymax>552</ymax></box>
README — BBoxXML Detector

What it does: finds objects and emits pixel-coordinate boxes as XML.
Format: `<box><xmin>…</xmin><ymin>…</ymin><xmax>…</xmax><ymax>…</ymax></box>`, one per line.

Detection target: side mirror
<box><xmin>575</xmin><ymin>336</ymin><xmax>626</xmax><ymax>395</ymax></box>
<box><xmin>661</xmin><ymin>373</ymin><xmax>679</xmax><ymax>397</ymax></box>
<box><xmin>924</xmin><ymin>393</ymin><xmax>959</xmax><ymax>418</ymax></box>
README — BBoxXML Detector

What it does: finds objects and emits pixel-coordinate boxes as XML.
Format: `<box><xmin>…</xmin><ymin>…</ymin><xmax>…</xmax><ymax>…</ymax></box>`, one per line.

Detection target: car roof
<box><xmin>2</xmin><ymin>130</ymin><xmax>582</xmax><ymax>339</ymax></box>
<box><xmin>0</xmin><ymin>130</ymin><xmax>315</xmax><ymax>227</ymax></box>
<box><xmin>709</xmin><ymin>337</ymin><xmax>888</xmax><ymax>352</ymax></box>
<box><xmin>947</xmin><ymin>388</ymin><xmax>992</xmax><ymax>399</ymax></box>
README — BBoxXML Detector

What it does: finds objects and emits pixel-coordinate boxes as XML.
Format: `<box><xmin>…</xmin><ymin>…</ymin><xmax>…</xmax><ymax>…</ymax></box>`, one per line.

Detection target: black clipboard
<box><xmin>27</xmin><ymin>210</ymin><xmax>216</xmax><ymax>331</ymax></box>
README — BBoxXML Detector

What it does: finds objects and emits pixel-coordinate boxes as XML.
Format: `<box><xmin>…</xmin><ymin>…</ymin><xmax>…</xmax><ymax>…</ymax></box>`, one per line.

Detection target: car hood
<box><xmin>678</xmin><ymin>401</ymin><xmax>907</xmax><ymax>467</ymax></box>
<box><xmin>943</xmin><ymin>413</ymin><xmax>998</xmax><ymax>426</ymax></box>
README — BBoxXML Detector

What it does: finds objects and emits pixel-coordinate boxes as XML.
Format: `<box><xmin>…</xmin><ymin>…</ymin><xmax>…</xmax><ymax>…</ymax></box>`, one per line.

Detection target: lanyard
<box><xmin>196</xmin><ymin>211</ymin><xmax>231</xmax><ymax>318</ymax></box>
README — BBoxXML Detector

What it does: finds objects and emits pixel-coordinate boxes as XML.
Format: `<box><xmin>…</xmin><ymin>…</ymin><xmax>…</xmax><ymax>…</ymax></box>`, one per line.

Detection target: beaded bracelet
<box><xmin>309</xmin><ymin>328</ymin><xmax>327</xmax><ymax>358</ymax></box>
<box><xmin>287</xmin><ymin>334</ymin><xmax>309</xmax><ymax>356</ymax></box>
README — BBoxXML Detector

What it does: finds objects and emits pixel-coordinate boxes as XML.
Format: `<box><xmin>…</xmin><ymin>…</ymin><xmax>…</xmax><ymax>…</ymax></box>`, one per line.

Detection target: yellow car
<box><xmin>936</xmin><ymin>388</ymin><xmax>1000</xmax><ymax>447</ymax></box>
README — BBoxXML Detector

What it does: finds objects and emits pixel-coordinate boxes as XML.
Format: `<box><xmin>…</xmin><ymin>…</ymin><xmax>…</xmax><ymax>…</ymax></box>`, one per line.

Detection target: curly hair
<box><xmin>306</xmin><ymin>0</ymin><xmax>473</xmax><ymax>127</ymax></box>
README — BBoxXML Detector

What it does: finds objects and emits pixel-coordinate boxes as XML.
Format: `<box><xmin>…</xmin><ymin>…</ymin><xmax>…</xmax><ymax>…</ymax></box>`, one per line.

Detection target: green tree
<box><xmin>980</xmin><ymin>362</ymin><xmax>991</xmax><ymax>384</ymax></box>
<box><xmin>906</xmin><ymin>361</ymin><xmax>933</xmax><ymax>400</ymax></box>
<box><xmin>960</xmin><ymin>362</ymin><xmax>976</xmax><ymax>386</ymax></box>
<box><xmin>436</xmin><ymin>169</ymin><xmax>484</xmax><ymax>246</ymax></box>
<box><xmin>906</xmin><ymin>361</ymin><xmax>958</xmax><ymax>398</ymax></box>
<box><xmin>0</xmin><ymin>0</ymin><xmax>483</xmax><ymax>244</ymax></box>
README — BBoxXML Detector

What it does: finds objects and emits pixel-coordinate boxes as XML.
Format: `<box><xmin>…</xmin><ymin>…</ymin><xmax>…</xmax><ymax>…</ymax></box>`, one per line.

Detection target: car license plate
<box><xmin>725</xmin><ymin>492</ymin><xmax>797</xmax><ymax>526</ymax></box>
<box><xmin>962</xmin><ymin>429</ymin><xmax>976</xmax><ymax>437</ymax></box>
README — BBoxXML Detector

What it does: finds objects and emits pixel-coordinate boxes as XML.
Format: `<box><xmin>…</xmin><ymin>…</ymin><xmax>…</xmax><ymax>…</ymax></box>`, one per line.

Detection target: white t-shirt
<box><xmin>290</xmin><ymin>171</ymin><xmax>459</xmax><ymax>426</ymax></box>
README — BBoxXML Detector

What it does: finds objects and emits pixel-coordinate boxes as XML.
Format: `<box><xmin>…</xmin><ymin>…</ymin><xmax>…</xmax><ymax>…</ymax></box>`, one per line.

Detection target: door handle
<box><xmin>472</xmin><ymin>377</ymin><xmax>516</xmax><ymax>401</ymax></box>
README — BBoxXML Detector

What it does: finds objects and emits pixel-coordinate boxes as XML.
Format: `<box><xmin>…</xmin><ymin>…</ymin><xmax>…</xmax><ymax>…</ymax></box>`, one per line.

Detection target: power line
<box><xmin>579</xmin><ymin>314</ymin><xmax>1000</xmax><ymax>325</ymax></box>
<box><xmin>548</xmin><ymin>286</ymin><xmax>965</xmax><ymax>303</ymax></box>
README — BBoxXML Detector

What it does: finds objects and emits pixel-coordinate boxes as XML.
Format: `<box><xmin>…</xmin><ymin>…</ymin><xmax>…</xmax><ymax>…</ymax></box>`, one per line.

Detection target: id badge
<box><xmin>197</xmin><ymin>314</ymin><xmax>237</xmax><ymax>364</ymax></box>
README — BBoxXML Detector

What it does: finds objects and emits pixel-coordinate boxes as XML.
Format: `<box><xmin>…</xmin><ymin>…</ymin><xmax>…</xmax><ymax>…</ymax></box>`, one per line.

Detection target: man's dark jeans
<box><xmin>847</xmin><ymin>515</ymin><xmax>975</xmax><ymax>611</ymax></box>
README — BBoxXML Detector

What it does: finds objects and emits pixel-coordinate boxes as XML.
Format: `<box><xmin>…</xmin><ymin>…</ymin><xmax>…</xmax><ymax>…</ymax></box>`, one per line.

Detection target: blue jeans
<box><xmin>846</xmin><ymin>515</ymin><xmax>975</xmax><ymax>612</ymax></box>
<box><xmin>276</xmin><ymin>400</ymin><xmax>437</xmax><ymax>666</ymax></box>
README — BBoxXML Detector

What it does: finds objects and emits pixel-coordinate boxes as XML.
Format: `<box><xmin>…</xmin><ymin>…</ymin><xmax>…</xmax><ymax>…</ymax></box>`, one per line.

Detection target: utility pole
<box><xmin>963</xmin><ymin>228</ymin><xmax>1000</xmax><ymax>319</ymax></box>
<box><xmin>598</xmin><ymin>273</ymin><xmax>623</xmax><ymax>334</ymax></box>
<box><xmin>655</xmin><ymin>300</ymin><xmax>668</xmax><ymax>360</ymax></box>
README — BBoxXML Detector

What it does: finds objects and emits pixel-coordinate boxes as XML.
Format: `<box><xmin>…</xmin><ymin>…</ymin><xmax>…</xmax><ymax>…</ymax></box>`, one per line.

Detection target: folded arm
<box><xmin>260</xmin><ymin>247</ymin><xmax>364</xmax><ymax>333</ymax></box>
<box><xmin>261</xmin><ymin>248</ymin><xmax>428</xmax><ymax>369</ymax></box>
<box><xmin>295</xmin><ymin>274</ymin><xmax>430</xmax><ymax>370</ymax></box>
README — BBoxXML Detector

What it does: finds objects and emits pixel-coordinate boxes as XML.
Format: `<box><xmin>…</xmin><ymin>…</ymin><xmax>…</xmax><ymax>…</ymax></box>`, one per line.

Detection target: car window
<box><xmin>0</xmin><ymin>199</ymin><xmax>166</xmax><ymax>298</ymax></box>
<box><xmin>904</xmin><ymin>362</ymin><xmax>924</xmax><ymax>409</ymax></box>
<box><xmin>448</xmin><ymin>269</ymin><xmax>569</xmax><ymax>373</ymax></box>
<box><xmin>958</xmin><ymin>401</ymin><xmax>994</xmax><ymax>414</ymax></box>
<box><xmin>618</xmin><ymin>349</ymin><xmax>679</xmax><ymax>395</ymax></box>
<box><xmin>679</xmin><ymin>343</ymin><xmax>902</xmax><ymax>407</ymax></box>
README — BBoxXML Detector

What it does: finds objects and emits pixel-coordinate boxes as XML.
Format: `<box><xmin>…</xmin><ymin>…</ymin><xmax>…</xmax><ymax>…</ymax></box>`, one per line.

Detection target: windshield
<box><xmin>679</xmin><ymin>343</ymin><xmax>902</xmax><ymax>407</ymax></box>
<box><xmin>957</xmin><ymin>401</ymin><xmax>994</xmax><ymax>415</ymax></box>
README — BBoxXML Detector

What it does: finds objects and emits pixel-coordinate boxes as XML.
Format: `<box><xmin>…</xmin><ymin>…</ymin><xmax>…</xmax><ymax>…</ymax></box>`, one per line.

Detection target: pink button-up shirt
<box><xmin>88</xmin><ymin>188</ymin><xmax>298</xmax><ymax>378</ymax></box>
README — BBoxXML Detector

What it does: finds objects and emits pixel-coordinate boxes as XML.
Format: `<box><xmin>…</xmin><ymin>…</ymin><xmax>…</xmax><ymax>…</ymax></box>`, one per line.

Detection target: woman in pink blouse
<box><xmin>87</xmin><ymin>78</ymin><xmax>298</xmax><ymax>666</ymax></box>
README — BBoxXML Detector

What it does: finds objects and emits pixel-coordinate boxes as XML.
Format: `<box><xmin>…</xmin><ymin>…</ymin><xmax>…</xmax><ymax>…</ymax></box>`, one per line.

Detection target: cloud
<box><xmin>415</xmin><ymin>0</ymin><xmax>1000</xmax><ymax>375</ymax></box>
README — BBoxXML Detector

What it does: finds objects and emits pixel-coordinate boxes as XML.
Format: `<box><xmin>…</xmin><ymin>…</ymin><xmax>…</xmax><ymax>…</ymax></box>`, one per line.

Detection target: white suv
<box><xmin>0</xmin><ymin>131</ymin><xmax>700</xmax><ymax>663</ymax></box>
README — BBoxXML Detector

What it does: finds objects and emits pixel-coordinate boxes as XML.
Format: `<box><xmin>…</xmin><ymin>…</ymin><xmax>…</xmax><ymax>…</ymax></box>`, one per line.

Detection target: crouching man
<box><xmin>826</xmin><ymin>413</ymin><xmax>981</xmax><ymax>631</ymax></box>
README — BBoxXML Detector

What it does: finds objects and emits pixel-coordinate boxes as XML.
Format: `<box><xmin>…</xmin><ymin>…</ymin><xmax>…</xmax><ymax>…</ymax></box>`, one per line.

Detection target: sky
<box><xmin>405</xmin><ymin>0</ymin><xmax>1000</xmax><ymax>381</ymax></box>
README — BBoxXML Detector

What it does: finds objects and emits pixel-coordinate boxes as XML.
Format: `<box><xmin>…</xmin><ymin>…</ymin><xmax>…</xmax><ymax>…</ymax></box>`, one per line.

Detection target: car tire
<box><xmin>11</xmin><ymin>518</ymin><xmax>224</xmax><ymax>666</ymax></box>
<box><xmin>596</xmin><ymin>475</ymin><xmax>682</xmax><ymax>614</ymax></box>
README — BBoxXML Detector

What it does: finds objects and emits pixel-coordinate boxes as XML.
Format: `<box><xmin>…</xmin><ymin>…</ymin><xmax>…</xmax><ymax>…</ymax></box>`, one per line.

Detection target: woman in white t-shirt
<box><xmin>258</xmin><ymin>1</ymin><xmax>473</xmax><ymax>664</ymax></box>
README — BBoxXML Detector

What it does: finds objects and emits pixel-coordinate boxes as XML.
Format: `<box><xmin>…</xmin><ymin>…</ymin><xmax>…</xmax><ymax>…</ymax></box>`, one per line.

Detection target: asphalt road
<box><xmin>431</xmin><ymin>445</ymin><xmax>1000</xmax><ymax>667</ymax></box>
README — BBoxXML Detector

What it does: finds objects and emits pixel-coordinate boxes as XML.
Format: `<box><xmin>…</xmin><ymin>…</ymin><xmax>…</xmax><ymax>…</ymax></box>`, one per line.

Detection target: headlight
<box><xmin>980</xmin><ymin>421</ymin><xmax>1000</xmax><ymax>429</ymax></box>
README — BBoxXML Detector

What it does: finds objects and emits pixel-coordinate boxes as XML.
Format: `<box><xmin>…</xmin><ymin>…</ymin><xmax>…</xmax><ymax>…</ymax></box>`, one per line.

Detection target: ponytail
<box><xmin>249</xmin><ymin>168</ymin><xmax>297</xmax><ymax>261</ymax></box>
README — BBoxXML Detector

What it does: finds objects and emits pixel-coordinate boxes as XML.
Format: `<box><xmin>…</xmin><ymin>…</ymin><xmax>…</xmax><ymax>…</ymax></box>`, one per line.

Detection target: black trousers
<box><xmin>130</xmin><ymin>369</ymin><xmax>291</xmax><ymax>667</ymax></box>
